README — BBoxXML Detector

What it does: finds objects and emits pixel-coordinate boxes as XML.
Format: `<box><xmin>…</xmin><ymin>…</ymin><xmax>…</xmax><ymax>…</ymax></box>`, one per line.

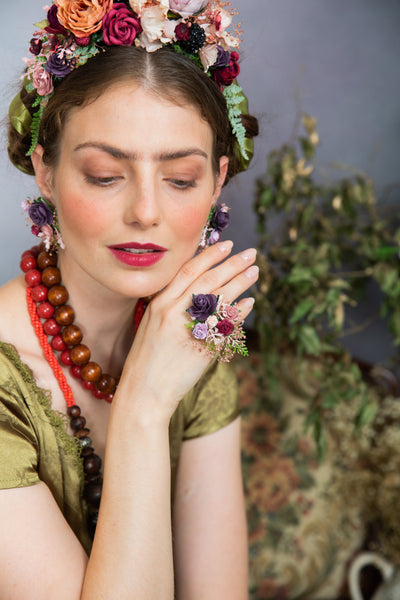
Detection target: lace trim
<box><xmin>0</xmin><ymin>341</ymin><xmax>84</xmax><ymax>482</ymax></box>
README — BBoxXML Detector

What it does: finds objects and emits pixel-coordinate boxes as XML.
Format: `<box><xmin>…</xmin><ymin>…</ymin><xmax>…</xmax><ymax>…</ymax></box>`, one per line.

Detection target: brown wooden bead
<box><xmin>81</xmin><ymin>362</ymin><xmax>102</xmax><ymax>383</ymax></box>
<box><xmin>37</xmin><ymin>251</ymin><xmax>57</xmax><ymax>270</ymax></box>
<box><xmin>67</xmin><ymin>405</ymin><xmax>81</xmax><ymax>418</ymax></box>
<box><xmin>41</xmin><ymin>266</ymin><xmax>61</xmax><ymax>287</ymax></box>
<box><xmin>84</xmin><ymin>453</ymin><xmax>102</xmax><ymax>475</ymax></box>
<box><xmin>62</xmin><ymin>324</ymin><xmax>83</xmax><ymax>346</ymax></box>
<box><xmin>84</xmin><ymin>480</ymin><xmax>102</xmax><ymax>508</ymax></box>
<box><xmin>70</xmin><ymin>344</ymin><xmax>91</xmax><ymax>366</ymax></box>
<box><xmin>81</xmin><ymin>447</ymin><xmax>94</xmax><ymax>457</ymax></box>
<box><xmin>70</xmin><ymin>415</ymin><xmax>86</xmax><ymax>431</ymax></box>
<box><xmin>55</xmin><ymin>305</ymin><xmax>75</xmax><ymax>325</ymax></box>
<box><xmin>73</xmin><ymin>427</ymin><xmax>91</xmax><ymax>439</ymax></box>
<box><xmin>96</xmin><ymin>374</ymin><xmax>116</xmax><ymax>394</ymax></box>
<box><xmin>48</xmin><ymin>284</ymin><xmax>69</xmax><ymax>306</ymax></box>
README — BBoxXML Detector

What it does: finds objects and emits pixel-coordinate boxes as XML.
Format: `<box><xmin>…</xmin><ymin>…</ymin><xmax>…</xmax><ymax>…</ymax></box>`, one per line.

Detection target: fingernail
<box><xmin>244</xmin><ymin>297</ymin><xmax>255</xmax><ymax>309</ymax></box>
<box><xmin>245</xmin><ymin>265</ymin><xmax>259</xmax><ymax>279</ymax></box>
<box><xmin>218</xmin><ymin>240</ymin><xmax>233</xmax><ymax>253</ymax></box>
<box><xmin>241</xmin><ymin>248</ymin><xmax>257</xmax><ymax>261</ymax></box>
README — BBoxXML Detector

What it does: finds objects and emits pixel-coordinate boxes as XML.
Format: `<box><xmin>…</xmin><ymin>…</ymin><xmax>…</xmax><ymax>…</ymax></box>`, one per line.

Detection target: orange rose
<box><xmin>56</xmin><ymin>0</ymin><xmax>114</xmax><ymax>37</ymax></box>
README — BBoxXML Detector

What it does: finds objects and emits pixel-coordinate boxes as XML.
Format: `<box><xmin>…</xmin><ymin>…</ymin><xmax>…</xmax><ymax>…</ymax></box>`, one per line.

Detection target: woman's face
<box><xmin>34</xmin><ymin>83</ymin><xmax>228</xmax><ymax>300</ymax></box>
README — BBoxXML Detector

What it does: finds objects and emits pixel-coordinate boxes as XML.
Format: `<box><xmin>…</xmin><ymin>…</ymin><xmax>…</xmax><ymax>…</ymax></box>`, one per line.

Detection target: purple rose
<box><xmin>212</xmin><ymin>45</ymin><xmax>230</xmax><ymax>68</ymax></box>
<box><xmin>188</xmin><ymin>293</ymin><xmax>218</xmax><ymax>322</ymax></box>
<box><xmin>192</xmin><ymin>323</ymin><xmax>208</xmax><ymax>340</ymax></box>
<box><xmin>45</xmin><ymin>5</ymin><xmax>68</xmax><ymax>35</ymax></box>
<box><xmin>209</xmin><ymin>229</ymin><xmax>221</xmax><ymax>245</ymax></box>
<box><xmin>211</xmin><ymin>206</ymin><xmax>229</xmax><ymax>232</ymax></box>
<box><xmin>28</xmin><ymin>201</ymin><xmax>54</xmax><ymax>227</ymax></box>
<box><xmin>45</xmin><ymin>51</ymin><xmax>74</xmax><ymax>77</ymax></box>
<box><xmin>216</xmin><ymin>319</ymin><xmax>234</xmax><ymax>336</ymax></box>
<box><xmin>102</xmin><ymin>3</ymin><xmax>142</xmax><ymax>46</ymax></box>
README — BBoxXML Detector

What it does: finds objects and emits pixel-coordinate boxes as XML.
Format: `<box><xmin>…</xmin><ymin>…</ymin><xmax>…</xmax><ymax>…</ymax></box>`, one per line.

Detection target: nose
<box><xmin>123</xmin><ymin>171</ymin><xmax>161</xmax><ymax>229</ymax></box>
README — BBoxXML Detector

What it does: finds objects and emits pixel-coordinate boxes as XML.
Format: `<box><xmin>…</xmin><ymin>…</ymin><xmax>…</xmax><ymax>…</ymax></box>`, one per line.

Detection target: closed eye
<box><xmin>169</xmin><ymin>179</ymin><xmax>197</xmax><ymax>190</ymax></box>
<box><xmin>85</xmin><ymin>175</ymin><xmax>122</xmax><ymax>186</ymax></box>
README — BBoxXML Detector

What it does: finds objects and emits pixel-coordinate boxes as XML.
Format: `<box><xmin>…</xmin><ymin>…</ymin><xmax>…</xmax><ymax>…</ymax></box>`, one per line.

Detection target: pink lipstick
<box><xmin>108</xmin><ymin>242</ymin><xmax>167</xmax><ymax>267</ymax></box>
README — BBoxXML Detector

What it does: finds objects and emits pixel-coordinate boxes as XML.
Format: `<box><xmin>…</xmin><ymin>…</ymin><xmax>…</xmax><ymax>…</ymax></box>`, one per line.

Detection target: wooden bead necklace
<box><xmin>21</xmin><ymin>245</ymin><xmax>146</xmax><ymax>537</ymax></box>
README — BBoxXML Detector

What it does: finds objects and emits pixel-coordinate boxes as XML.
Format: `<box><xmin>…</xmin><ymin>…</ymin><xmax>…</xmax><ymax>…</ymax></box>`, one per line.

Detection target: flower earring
<box><xmin>198</xmin><ymin>203</ymin><xmax>230</xmax><ymax>251</ymax></box>
<box><xmin>22</xmin><ymin>196</ymin><xmax>65</xmax><ymax>251</ymax></box>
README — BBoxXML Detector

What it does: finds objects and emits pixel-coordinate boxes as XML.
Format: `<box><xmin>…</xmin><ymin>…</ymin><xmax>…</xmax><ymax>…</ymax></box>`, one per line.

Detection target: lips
<box><xmin>108</xmin><ymin>242</ymin><xmax>167</xmax><ymax>267</ymax></box>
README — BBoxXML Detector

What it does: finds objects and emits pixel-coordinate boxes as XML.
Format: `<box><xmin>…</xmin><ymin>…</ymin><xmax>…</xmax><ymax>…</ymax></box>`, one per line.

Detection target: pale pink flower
<box><xmin>38</xmin><ymin>224</ymin><xmax>54</xmax><ymax>250</ymax></box>
<box><xmin>169</xmin><ymin>0</ymin><xmax>209</xmax><ymax>18</ymax></box>
<box><xmin>129</xmin><ymin>0</ymin><xmax>169</xmax><ymax>17</ymax></box>
<box><xmin>206</xmin><ymin>315</ymin><xmax>218</xmax><ymax>329</ymax></box>
<box><xmin>139</xmin><ymin>4</ymin><xmax>169</xmax><ymax>47</ymax></box>
<box><xmin>199</xmin><ymin>43</ymin><xmax>218</xmax><ymax>71</ymax></box>
<box><xmin>32</xmin><ymin>64</ymin><xmax>53</xmax><ymax>96</ymax></box>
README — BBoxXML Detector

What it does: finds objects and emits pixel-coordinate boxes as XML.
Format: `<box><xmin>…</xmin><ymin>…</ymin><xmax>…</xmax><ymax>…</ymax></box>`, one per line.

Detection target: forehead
<box><xmin>62</xmin><ymin>83</ymin><xmax>213</xmax><ymax>156</ymax></box>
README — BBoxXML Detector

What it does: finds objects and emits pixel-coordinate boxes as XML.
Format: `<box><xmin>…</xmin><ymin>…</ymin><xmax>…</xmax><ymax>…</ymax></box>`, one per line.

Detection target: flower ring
<box><xmin>186</xmin><ymin>293</ymin><xmax>248</xmax><ymax>362</ymax></box>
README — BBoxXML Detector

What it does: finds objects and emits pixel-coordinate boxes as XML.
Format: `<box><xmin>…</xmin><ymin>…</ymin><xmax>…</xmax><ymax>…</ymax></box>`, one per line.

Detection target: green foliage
<box><xmin>253</xmin><ymin>114</ymin><xmax>400</xmax><ymax>458</ymax></box>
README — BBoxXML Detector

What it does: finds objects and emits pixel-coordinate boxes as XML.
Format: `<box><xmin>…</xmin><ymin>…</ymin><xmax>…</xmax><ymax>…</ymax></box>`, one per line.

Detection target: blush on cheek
<box><xmin>179</xmin><ymin>207</ymin><xmax>210</xmax><ymax>243</ymax></box>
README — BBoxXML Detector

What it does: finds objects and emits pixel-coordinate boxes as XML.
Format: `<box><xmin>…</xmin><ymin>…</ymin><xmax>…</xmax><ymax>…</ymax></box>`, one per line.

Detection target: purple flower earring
<box><xmin>22</xmin><ymin>196</ymin><xmax>64</xmax><ymax>251</ymax></box>
<box><xmin>198</xmin><ymin>203</ymin><xmax>230</xmax><ymax>251</ymax></box>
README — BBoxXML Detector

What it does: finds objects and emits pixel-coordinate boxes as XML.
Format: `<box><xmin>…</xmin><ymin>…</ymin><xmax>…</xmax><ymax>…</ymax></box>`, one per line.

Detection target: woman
<box><xmin>0</xmin><ymin>1</ymin><xmax>258</xmax><ymax>598</ymax></box>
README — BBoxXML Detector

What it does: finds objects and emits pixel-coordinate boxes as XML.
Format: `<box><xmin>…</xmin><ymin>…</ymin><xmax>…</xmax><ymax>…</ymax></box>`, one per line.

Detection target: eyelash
<box><xmin>169</xmin><ymin>179</ymin><xmax>197</xmax><ymax>190</ymax></box>
<box><xmin>85</xmin><ymin>175</ymin><xmax>119</xmax><ymax>187</ymax></box>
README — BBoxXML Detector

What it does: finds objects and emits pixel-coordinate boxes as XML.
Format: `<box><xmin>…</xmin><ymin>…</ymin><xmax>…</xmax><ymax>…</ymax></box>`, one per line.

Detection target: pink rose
<box><xmin>32</xmin><ymin>65</ymin><xmax>54</xmax><ymax>96</ymax></box>
<box><xmin>169</xmin><ymin>0</ymin><xmax>209</xmax><ymax>18</ymax></box>
<box><xmin>224</xmin><ymin>304</ymin><xmax>239</xmax><ymax>321</ymax></box>
<box><xmin>102</xmin><ymin>3</ymin><xmax>142</xmax><ymax>46</ymax></box>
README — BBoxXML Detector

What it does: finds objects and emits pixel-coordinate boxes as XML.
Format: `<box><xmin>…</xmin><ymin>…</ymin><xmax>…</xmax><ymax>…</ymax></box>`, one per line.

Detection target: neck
<box><xmin>58</xmin><ymin>254</ymin><xmax>138</xmax><ymax>376</ymax></box>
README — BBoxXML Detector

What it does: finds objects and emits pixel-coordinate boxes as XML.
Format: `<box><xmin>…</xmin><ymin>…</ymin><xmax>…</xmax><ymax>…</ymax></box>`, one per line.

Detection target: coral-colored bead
<box><xmin>55</xmin><ymin>305</ymin><xmax>75</xmax><ymax>325</ymax></box>
<box><xmin>43</xmin><ymin>318</ymin><xmax>61</xmax><ymax>336</ymax></box>
<box><xmin>41</xmin><ymin>266</ymin><xmax>61</xmax><ymax>287</ymax></box>
<box><xmin>71</xmin><ymin>365</ymin><xmax>82</xmax><ymax>379</ymax></box>
<box><xmin>96</xmin><ymin>374</ymin><xmax>116</xmax><ymax>394</ymax></box>
<box><xmin>51</xmin><ymin>334</ymin><xmax>67</xmax><ymax>351</ymax></box>
<box><xmin>20</xmin><ymin>255</ymin><xmax>37</xmax><ymax>272</ymax></box>
<box><xmin>67</xmin><ymin>404</ymin><xmax>81</xmax><ymax>418</ymax></box>
<box><xmin>81</xmin><ymin>362</ymin><xmax>102</xmax><ymax>383</ymax></box>
<box><xmin>60</xmin><ymin>349</ymin><xmax>73</xmax><ymax>366</ymax></box>
<box><xmin>31</xmin><ymin>284</ymin><xmax>48</xmax><ymax>302</ymax></box>
<box><xmin>48</xmin><ymin>285</ymin><xmax>69</xmax><ymax>306</ymax></box>
<box><xmin>70</xmin><ymin>344</ymin><xmax>91</xmax><ymax>366</ymax></box>
<box><xmin>21</xmin><ymin>249</ymin><xmax>36</xmax><ymax>259</ymax></box>
<box><xmin>25</xmin><ymin>269</ymin><xmax>41</xmax><ymax>287</ymax></box>
<box><xmin>62</xmin><ymin>324</ymin><xmax>83</xmax><ymax>346</ymax></box>
<box><xmin>37</xmin><ymin>250</ymin><xmax>57</xmax><ymax>270</ymax></box>
<box><xmin>82</xmin><ymin>380</ymin><xmax>95</xmax><ymax>391</ymax></box>
<box><xmin>37</xmin><ymin>302</ymin><xmax>55</xmax><ymax>319</ymax></box>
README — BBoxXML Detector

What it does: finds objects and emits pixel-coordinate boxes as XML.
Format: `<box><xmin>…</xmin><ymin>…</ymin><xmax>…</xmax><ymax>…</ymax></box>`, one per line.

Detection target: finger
<box><xmin>189</xmin><ymin>248</ymin><xmax>257</xmax><ymax>297</ymax></box>
<box><xmin>235</xmin><ymin>297</ymin><xmax>256</xmax><ymax>321</ymax></box>
<box><xmin>213</xmin><ymin>265</ymin><xmax>259</xmax><ymax>305</ymax></box>
<box><xmin>166</xmin><ymin>240</ymin><xmax>234</xmax><ymax>299</ymax></box>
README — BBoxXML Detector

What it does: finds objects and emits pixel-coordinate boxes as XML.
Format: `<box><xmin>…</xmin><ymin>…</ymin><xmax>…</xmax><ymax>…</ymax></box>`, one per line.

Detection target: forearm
<box><xmin>81</xmin><ymin>401</ymin><xmax>174</xmax><ymax>600</ymax></box>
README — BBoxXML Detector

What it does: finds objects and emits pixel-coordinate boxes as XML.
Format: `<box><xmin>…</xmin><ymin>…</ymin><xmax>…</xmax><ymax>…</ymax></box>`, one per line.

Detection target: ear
<box><xmin>212</xmin><ymin>155</ymin><xmax>229</xmax><ymax>202</ymax></box>
<box><xmin>30</xmin><ymin>144</ymin><xmax>54</xmax><ymax>201</ymax></box>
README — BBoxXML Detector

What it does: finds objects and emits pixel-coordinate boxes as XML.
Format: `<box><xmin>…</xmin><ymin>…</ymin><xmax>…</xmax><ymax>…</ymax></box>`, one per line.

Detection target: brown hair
<box><xmin>8</xmin><ymin>46</ymin><xmax>258</xmax><ymax>183</ymax></box>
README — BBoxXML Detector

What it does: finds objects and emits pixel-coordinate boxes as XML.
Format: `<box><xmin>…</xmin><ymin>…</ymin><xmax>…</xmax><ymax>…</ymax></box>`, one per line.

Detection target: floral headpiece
<box><xmin>9</xmin><ymin>0</ymin><xmax>254</xmax><ymax>173</ymax></box>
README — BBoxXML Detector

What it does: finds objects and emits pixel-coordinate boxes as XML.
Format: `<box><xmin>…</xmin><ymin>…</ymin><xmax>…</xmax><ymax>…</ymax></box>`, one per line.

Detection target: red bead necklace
<box><xmin>21</xmin><ymin>245</ymin><xmax>146</xmax><ymax>537</ymax></box>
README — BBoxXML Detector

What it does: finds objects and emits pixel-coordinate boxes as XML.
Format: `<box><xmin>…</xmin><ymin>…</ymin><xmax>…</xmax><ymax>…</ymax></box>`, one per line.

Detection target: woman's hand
<box><xmin>115</xmin><ymin>240</ymin><xmax>258</xmax><ymax>421</ymax></box>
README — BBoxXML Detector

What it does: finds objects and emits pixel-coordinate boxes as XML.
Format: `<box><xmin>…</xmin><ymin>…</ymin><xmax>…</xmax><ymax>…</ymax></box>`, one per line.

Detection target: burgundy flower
<box><xmin>211</xmin><ymin>206</ymin><xmax>229</xmax><ymax>232</ymax></box>
<box><xmin>188</xmin><ymin>294</ymin><xmax>218</xmax><ymax>322</ymax></box>
<box><xmin>28</xmin><ymin>201</ymin><xmax>54</xmax><ymax>227</ymax></box>
<box><xmin>213</xmin><ymin>51</ymin><xmax>240</xmax><ymax>87</ymax></box>
<box><xmin>175</xmin><ymin>22</ymin><xmax>190</xmax><ymax>42</ymax></box>
<box><xmin>29</xmin><ymin>38</ymin><xmax>43</xmax><ymax>56</ymax></box>
<box><xmin>45</xmin><ymin>5</ymin><xmax>68</xmax><ymax>35</ymax></box>
<box><xmin>75</xmin><ymin>36</ymin><xmax>91</xmax><ymax>47</ymax></box>
<box><xmin>102</xmin><ymin>3</ymin><xmax>142</xmax><ymax>46</ymax></box>
<box><xmin>45</xmin><ymin>51</ymin><xmax>74</xmax><ymax>77</ymax></box>
<box><xmin>216</xmin><ymin>319</ymin><xmax>234</xmax><ymax>336</ymax></box>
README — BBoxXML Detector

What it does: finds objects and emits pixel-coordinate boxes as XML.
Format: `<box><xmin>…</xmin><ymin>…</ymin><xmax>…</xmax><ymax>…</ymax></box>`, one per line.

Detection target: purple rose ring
<box><xmin>186</xmin><ymin>293</ymin><xmax>248</xmax><ymax>362</ymax></box>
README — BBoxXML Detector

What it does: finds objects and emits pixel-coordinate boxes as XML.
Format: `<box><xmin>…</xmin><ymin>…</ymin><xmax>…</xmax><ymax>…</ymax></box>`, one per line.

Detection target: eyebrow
<box><xmin>74</xmin><ymin>142</ymin><xmax>208</xmax><ymax>162</ymax></box>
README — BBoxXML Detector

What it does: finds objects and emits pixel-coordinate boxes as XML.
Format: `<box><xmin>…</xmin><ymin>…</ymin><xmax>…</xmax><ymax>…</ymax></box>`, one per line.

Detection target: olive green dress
<box><xmin>0</xmin><ymin>341</ymin><xmax>239</xmax><ymax>555</ymax></box>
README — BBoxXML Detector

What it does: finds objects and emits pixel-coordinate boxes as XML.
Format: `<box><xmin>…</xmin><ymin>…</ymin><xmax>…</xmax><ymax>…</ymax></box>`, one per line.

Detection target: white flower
<box><xmin>140</xmin><ymin>4</ymin><xmax>169</xmax><ymax>44</ymax></box>
<box><xmin>169</xmin><ymin>0</ymin><xmax>209</xmax><ymax>18</ymax></box>
<box><xmin>199</xmin><ymin>43</ymin><xmax>218</xmax><ymax>72</ymax></box>
<box><xmin>206</xmin><ymin>315</ymin><xmax>218</xmax><ymax>329</ymax></box>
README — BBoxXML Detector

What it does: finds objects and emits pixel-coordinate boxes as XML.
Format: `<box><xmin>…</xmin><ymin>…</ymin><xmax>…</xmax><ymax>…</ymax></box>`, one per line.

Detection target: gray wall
<box><xmin>1</xmin><ymin>2</ymin><xmax>399</xmax><ymax>359</ymax></box>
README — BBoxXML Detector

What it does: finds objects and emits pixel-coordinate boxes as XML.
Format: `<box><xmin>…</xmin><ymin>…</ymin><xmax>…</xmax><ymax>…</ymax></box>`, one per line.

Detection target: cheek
<box><xmin>175</xmin><ymin>205</ymin><xmax>210</xmax><ymax>244</ymax></box>
<box><xmin>57</xmin><ymin>193</ymin><xmax>109</xmax><ymax>240</ymax></box>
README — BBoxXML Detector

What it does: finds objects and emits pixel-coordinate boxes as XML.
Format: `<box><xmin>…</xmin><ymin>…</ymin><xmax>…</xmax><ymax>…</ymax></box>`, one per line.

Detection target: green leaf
<box><xmin>289</xmin><ymin>299</ymin><xmax>314</xmax><ymax>324</ymax></box>
<box><xmin>298</xmin><ymin>326</ymin><xmax>321</xmax><ymax>355</ymax></box>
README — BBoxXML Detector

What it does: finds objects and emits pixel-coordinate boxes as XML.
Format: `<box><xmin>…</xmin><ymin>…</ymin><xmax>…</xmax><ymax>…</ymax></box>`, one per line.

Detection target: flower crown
<box><xmin>9</xmin><ymin>0</ymin><xmax>253</xmax><ymax>172</ymax></box>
